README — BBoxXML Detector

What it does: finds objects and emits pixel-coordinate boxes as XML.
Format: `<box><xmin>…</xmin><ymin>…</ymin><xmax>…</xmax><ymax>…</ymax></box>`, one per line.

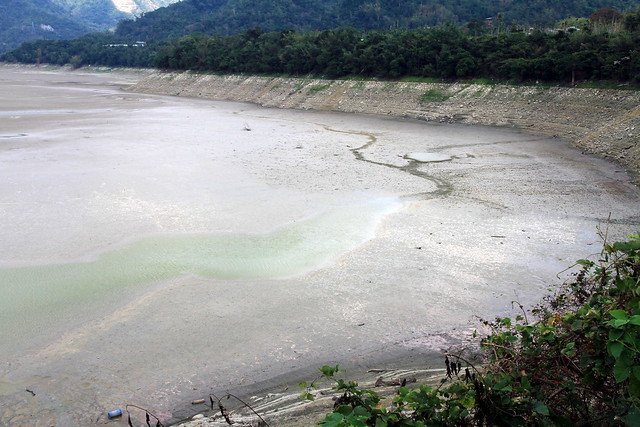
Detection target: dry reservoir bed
<box><xmin>0</xmin><ymin>66</ymin><xmax>638</xmax><ymax>426</ymax></box>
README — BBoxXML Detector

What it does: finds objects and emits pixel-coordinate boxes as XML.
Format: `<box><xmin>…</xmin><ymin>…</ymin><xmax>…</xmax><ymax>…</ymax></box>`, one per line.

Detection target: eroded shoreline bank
<box><xmin>129</xmin><ymin>72</ymin><xmax>640</xmax><ymax>185</ymax></box>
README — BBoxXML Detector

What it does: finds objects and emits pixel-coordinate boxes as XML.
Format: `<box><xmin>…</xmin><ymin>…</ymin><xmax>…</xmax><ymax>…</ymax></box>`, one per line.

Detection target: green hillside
<box><xmin>49</xmin><ymin>0</ymin><xmax>127</xmax><ymax>30</ymax></box>
<box><xmin>0</xmin><ymin>0</ymin><xmax>84</xmax><ymax>53</ymax></box>
<box><xmin>114</xmin><ymin>0</ymin><xmax>640</xmax><ymax>40</ymax></box>
<box><xmin>4</xmin><ymin>0</ymin><xmax>640</xmax><ymax>54</ymax></box>
<box><xmin>0</xmin><ymin>0</ymin><xmax>127</xmax><ymax>53</ymax></box>
<box><xmin>0</xmin><ymin>0</ymin><xmax>181</xmax><ymax>54</ymax></box>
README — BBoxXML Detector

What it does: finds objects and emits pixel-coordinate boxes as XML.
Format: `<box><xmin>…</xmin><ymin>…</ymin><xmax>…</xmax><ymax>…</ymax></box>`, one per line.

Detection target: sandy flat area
<box><xmin>0</xmin><ymin>65</ymin><xmax>639</xmax><ymax>426</ymax></box>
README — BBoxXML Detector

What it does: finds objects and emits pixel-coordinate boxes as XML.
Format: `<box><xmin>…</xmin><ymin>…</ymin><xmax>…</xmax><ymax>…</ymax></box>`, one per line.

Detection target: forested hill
<box><xmin>114</xmin><ymin>0</ymin><xmax>640</xmax><ymax>39</ymax></box>
<box><xmin>0</xmin><ymin>0</ymin><xmax>181</xmax><ymax>54</ymax></box>
<box><xmin>3</xmin><ymin>0</ymin><xmax>640</xmax><ymax>84</ymax></box>
<box><xmin>0</xmin><ymin>0</ymin><xmax>91</xmax><ymax>53</ymax></box>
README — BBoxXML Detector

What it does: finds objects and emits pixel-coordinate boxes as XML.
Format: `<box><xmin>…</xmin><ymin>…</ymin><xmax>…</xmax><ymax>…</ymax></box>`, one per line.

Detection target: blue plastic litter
<box><xmin>107</xmin><ymin>409</ymin><xmax>122</xmax><ymax>419</ymax></box>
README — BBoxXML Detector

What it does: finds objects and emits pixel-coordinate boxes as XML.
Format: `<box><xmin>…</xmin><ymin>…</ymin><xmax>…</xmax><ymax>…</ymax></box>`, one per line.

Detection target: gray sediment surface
<box><xmin>125</xmin><ymin>72</ymin><xmax>640</xmax><ymax>426</ymax></box>
<box><xmin>128</xmin><ymin>73</ymin><xmax>640</xmax><ymax>185</ymax></box>
<box><xmin>1</xmin><ymin>65</ymin><xmax>638</xmax><ymax>426</ymax></box>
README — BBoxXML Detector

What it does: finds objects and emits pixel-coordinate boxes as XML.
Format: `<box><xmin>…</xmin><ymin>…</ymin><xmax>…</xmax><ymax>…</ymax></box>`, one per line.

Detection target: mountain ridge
<box><xmin>111</xmin><ymin>0</ymin><xmax>183</xmax><ymax>15</ymax></box>
<box><xmin>113</xmin><ymin>0</ymin><xmax>640</xmax><ymax>40</ymax></box>
<box><xmin>3</xmin><ymin>0</ymin><xmax>640</xmax><ymax>55</ymax></box>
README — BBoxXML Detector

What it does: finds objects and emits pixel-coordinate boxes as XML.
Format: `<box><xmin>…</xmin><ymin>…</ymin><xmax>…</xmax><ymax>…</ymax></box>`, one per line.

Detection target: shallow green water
<box><xmin>0</xmin><ymin>202</ymin><xmax>396</xmax><ymax>347</ymax></box>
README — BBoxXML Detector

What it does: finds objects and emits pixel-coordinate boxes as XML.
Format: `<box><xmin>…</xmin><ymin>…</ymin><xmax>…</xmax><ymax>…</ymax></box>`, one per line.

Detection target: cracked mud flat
<box><xmin>0</xmin><ymin>66</ymin><xmax>638</xmax><ymax>426</ymax></box>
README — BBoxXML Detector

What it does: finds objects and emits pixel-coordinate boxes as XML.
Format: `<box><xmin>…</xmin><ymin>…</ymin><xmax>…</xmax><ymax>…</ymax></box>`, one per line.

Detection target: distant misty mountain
<box><xmin>0</xmin><ymin>0</ymin><xmax>181</xmax><ymax>53</ymax></box>
<box><xmin>110</xmin><ymin>0</ymin><xmax>184</xmax><ymax>15</ymax></box>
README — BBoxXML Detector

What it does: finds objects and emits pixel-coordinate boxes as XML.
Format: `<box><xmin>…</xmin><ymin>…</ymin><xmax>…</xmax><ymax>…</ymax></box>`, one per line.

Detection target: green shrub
<box><xmin>420</xmin><ymin>88</ymin><xmax>450</xmax><ymax>102</ymax></box>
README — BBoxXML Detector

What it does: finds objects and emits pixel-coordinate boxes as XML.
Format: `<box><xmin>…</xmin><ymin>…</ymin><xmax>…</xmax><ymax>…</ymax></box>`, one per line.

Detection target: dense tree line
<box><xmin>152</xmin><ymin>10</ymin><xmax>640</xmax><ymax>83</ymax></box>
<box><xmin>3</xmin><ymin>9</ymin><xmax>640</xmax><ymax>83</ymax></box>
<box><xmin>1</xmin><ymin>33</ymin><xmax>161</xmax><ymax>68</ymax></box>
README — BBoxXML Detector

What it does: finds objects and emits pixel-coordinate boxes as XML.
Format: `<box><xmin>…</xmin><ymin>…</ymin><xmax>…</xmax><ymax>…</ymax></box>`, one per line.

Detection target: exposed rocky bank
<box><xmin>129</xmin><ymin>73</ymin><xmax>640</xmax><ymax>185</ymax></box>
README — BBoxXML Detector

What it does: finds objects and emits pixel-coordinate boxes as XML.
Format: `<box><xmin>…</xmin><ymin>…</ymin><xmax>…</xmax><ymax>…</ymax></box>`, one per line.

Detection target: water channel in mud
<box><xmin>0</xmin><ymin>66</ymin><xmax>638</xmax><ymax>425</ymax></box>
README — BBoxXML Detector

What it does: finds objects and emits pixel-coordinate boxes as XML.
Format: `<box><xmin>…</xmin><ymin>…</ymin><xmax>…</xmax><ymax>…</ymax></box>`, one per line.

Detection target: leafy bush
<box><xmin>302</xmin><ymin>235</ymin><xmax>640</xmax><ymax>426</ymax></box>
<box><xmin>420</xmin><ymin>89</ymin><xmax>451</xmax><ymax>102</ymax></box>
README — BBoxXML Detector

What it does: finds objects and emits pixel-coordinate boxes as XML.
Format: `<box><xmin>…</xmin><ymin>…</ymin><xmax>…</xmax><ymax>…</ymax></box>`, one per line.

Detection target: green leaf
<box><xmin>609</xmin><ymin>329</ymin><xmax>624</xmax><ymax>340</ymax></box>
<box><xmin>561</xmin><ymin>341</ymin><xmax>577</xmax><ymax>356</ymax></box>
<box><xmin>320</xmin><ymin>412</ymin><xmax>346</xmax><ymax>427</ymax></box>
<box><xmin>352</xmin><ymin>405</ymin><xmax>371</xmax><ymax>418</ymax></box>
<box><xmin>610</xmin><ymin>310</ymin><xmax>629</xmax><ymax>321</ymax></box>
<box><xmin>622</xmin><ymin>331</ymin><xmax>638</xmax><ymax>345</ymax></box>
<box><xmin>632</xmin><ymin>366</ymin><xmax>640</xmax><ymax>379</ymax></box>
<box><xmin>612</xmin><ymin>240</ymin><xmax>640</xmax><ymax>253</ymax></box>
<box><xmin>533</xmin><ymin>401</ymin><xmax>550</xmax><ymax>416</ymax></box>
<box><xmin>493</xmin><ymin>379</ymin><xmax>513</xmax><ymax>392</ymax></box>
<box><xmin>299</xmin><ymin>391</ymin><xmax>315</xmax><ymax>401</ymax></box>
<box><xmin>570</xmin><ymin>319</ymin><xmax>583</xmax><ymax>329</ymax></box>
<box><xmin>335</xmin><ymin>405</ymin><xmax>353</xmax><ymax>416</ymax></box>
<box><xmin>521</xmin><ymin>375</ymin><xmax>532</xmax><ymax>391</ymax></box>
<box><xmin>609</xmin><ymin>319</ymin><xmax>630</xmax><ymax>328</ymax></box>
<box><xmin>607</xmin><ymin>341</ymin><xmax>624</xmax><ymax>359</ymax></box>
<box><xmin>614</xmin><ymin>359</ymin><xmax>632</xmax><ymax>383</ymax></box>
<box><xmin>320</xmin><ymin>365</ymin><xmax>340</xmax><ymax>377</ymax></box>
<box><xmin>629</xmin><ymin>376</ymin><xmax>640</xmax><ymax>399</ymax></box>
<box><xmin>621</xmin><ymin>407</ymin><xmax>640</xmax><ymax>425</ymax></box>
<box><xmin>375</xmin><ymin>418</ymin><xmax>387</xmax><ymax>427</ymax></box>
<box><xmin>631</xmin><ymin>367</ymin><xmax>640</xmax><ymax>398</ymax></box>
<box><xmin>629</xmin><ymin>315</ymin><xmax>640</xmax><ymax>326</ymax></box>
<box><xmin>500</xmin><ymin>317</ymin><xmax>512</xmax><ymax>327</ymax></box>
<box><xmin>617</xmin><ymin>277</ymin><xmax>635</xmax><ymax>292</ymax></box>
